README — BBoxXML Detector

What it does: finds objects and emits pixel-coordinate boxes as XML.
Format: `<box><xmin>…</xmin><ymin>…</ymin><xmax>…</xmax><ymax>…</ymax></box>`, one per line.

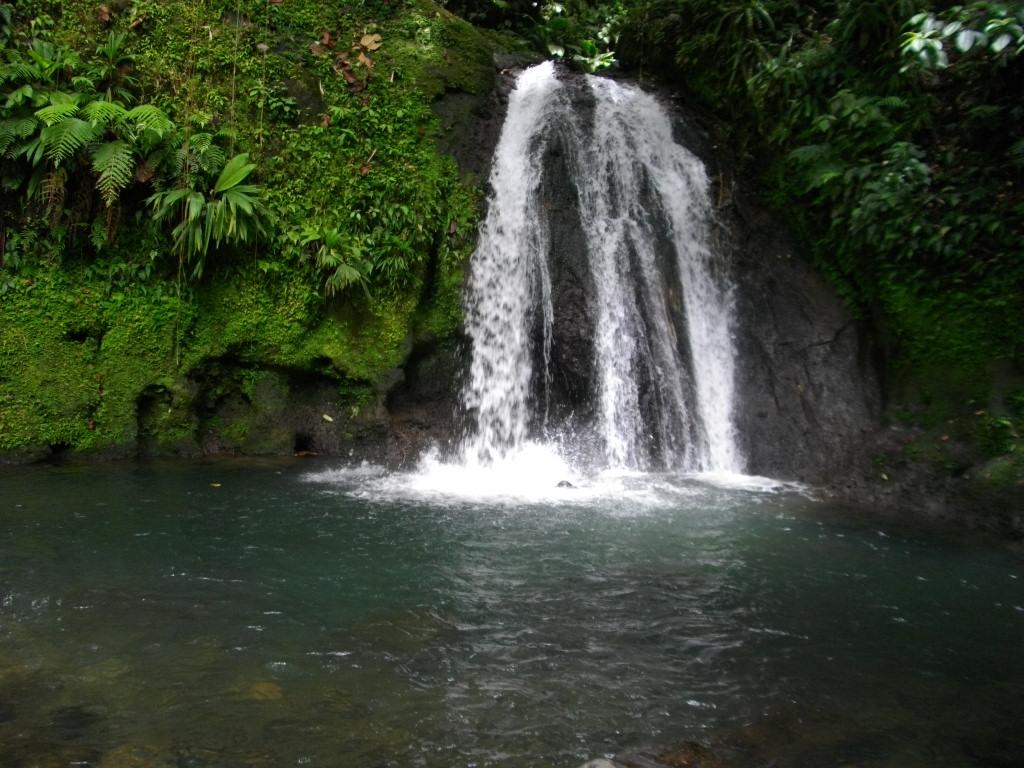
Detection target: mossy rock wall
<box><xmin>0</xmin><ymin>0</ymin><xmax>505</xmax><ymax>462</ymax></box>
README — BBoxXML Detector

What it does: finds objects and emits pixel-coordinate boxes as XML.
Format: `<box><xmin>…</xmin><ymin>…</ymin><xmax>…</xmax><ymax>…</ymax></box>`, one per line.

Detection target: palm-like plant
<box><xmin>149</xmin><ymin>153</ymin><xmax>269</xmax><ymax>279</ymax></box>
<box><xmin>89</xmin><ymin>32</ymin><xmax>139</xmax><ymax>104</ymax></box>
<box><xmin>297</xmin><ymin>224</ymin><xmax>370</xmax><ymax>298</ymax></box>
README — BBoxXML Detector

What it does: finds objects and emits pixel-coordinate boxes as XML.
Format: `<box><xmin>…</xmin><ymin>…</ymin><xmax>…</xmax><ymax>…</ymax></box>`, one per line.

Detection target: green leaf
<box><xmin>92</xmin><ymin>140</ymin><xmax>136</xmax><ymax>207</ymax></box>
<box><xmin>40</xmin><ymin>118</ymin><xmax>98</xmax><ymax>165</ymax></box>
<box><xmin>214</xmin><ymin>153</ymin><xmax>256</xmax><ymax>193</ymax></box>
<box><xmin>34</xmin><ymin>102</ymin><xmax>79</xmax><ymax>126</ymax></box>
<box><xmin>124</xmin><ymin>104</ymin><xmax>173</xmax><ymax>136</ymax></box>
<box><xmin>0</xmin><ymin>117</ymin><xmax>38</xmax><ymax>156</ymax></box>
<box><xmin>991</xmin><ymin>33</ymin><xmax>1012</xmax><ymax>52</ymax></box>
<box><xmin>81</xmin><ymin>99</ymin><xmax>128</xmax><ymax>127</ymax></box>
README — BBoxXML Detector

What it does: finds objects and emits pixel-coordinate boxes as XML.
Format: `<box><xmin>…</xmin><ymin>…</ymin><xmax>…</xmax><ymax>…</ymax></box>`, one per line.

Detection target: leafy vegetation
<box><xmin>0</xmin><ymin>0</ymin><xmax>488</xmax><ymax>457</ymax></box>
<box><xmin>608</xmin><ymin>0</ymin><xmax>1022</xmax><ymax>414</ymax></box>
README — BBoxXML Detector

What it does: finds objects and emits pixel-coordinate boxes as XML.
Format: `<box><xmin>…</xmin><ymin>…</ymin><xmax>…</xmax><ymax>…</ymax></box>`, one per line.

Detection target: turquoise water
<box><xmin>1</xmin><ymin>459</ymin><xmax>1022</xmax><ymax>767</ymax></box>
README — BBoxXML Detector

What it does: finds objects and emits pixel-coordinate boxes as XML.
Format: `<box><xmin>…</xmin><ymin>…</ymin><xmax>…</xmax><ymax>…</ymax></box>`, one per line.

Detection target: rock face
<box><xmin>538</xmin><ymin>78</ymin><xmax>599</xmax><ymax>429</ymax></box>
<box><xmin>651</xmin><ymin>89</ymin><xmax>881</xmax><ymax>483</ymax></box>
<box><xmin>725</xmin><ymin>199</ymin><xmax>881</xmax><ymax>483</ymax></box>
<box><xmin>437</xmin><ymin>63</ymin><xmax>879</xmax><ymax>482</ymax></box>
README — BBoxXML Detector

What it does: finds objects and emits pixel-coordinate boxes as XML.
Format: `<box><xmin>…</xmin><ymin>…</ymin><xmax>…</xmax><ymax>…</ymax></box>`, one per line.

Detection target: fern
<box><xmin>0</xmin><ymin>62</ymin><xmax>42</xmax><ymax>85</ymax></box>
<box><xmin>176</xmin><ymin>132</ymin><xmax>226</xmax><ymax>179</ymax></box>
<box><xmin>81</xmin><ymin>99</ymin><xmax>128</xmax><ymax>128</ymax></box>
<box><xmin>92</xmin><ymin>140</ymin><xmax>136</xmax><ymax>207</ymax></box>
<box><xmin>90</xmin><ymin>217</ymin><xmax>108</xmax><ymax>252</ymax></box>
<box><xmin>124</xmin><ymin>104</ymin><xmax>173</xmax><ymax>137</ymax></box>
<box><xmin>40</xmin><ymin>118</ymin><xmax>98</xmax><ymax>165</ymax></box>
<box><xmin>0</xmin><ymin>117</ymin><xmax>37</xmax><ymax>156</ymax></box>
<box><xmin>878</xmin><ymin>96</ymin><xmax>908</xmax><ymax>109</ymax></box>
<box><xmin>34</xmin><ymin>102</ymin><xmax>80</xmax><ymax>126</ymax></box>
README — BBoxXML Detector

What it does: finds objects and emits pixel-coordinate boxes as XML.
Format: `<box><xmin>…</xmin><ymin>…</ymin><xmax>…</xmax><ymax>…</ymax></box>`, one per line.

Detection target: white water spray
<box><xmin>460</xmin><ymin>62</ymin><xmax>563</xmax><ymax>466</ymax></box>
<box><xmin>460</xmin><ymin>63</ymin><xmax>743</xmax><ymax>474</ymax></box>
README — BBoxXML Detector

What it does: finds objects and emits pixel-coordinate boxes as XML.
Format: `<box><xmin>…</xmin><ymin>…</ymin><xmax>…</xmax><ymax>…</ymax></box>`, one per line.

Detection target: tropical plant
<box><xmin>89</xmin><ymin>31</ymin><xmax>139</xmax><ymax>103</ymax></box>
<box><xmin>295</xmin><ymin>224</ymin><xmax>371</xmax><ymax>298</ymax></box>
<box><xmin>901</xmin><ymin>3</ymin><xmax>1024</xmax><ymax>68</ymax></box>
<box><xmin>148</xmin><ymin>152</ymin><xmax>269</xmax><ymax>279</ymax></box>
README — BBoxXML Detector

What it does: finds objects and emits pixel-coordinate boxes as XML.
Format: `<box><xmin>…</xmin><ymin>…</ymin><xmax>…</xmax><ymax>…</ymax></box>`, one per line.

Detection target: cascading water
<box><xmin>460</xmin><ymin>62</ymin><xmax>743</xmax><ymax>474</ymax></box>
<box><xmin>460</xmin><ymin>63</ymin><xmax>562</xmax><ymax>466</ymax></box>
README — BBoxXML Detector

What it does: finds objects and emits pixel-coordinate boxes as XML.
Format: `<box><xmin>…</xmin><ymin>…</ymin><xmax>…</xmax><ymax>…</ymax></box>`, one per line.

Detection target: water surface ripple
<box><xmin>0</xmin><ymin>461</ymin><xmax>1022</xmax><ymax>767</ymax></box>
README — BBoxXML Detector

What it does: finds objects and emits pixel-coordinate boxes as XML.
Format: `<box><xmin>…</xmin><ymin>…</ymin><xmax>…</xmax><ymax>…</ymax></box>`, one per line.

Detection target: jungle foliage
<box><xmin>452</xmin><ymin>0</ymin><xmax>1022</xmax><ymax>395</ymax></box>
<box><xmin>0</xmin><ymin>0</ymin><xmax>485</xmax><ymax>456</ymax></box>
<box><xmin>612</xmin><ymin>0</ymin><xmax>1023</xmax><ymax>387</ymax></box>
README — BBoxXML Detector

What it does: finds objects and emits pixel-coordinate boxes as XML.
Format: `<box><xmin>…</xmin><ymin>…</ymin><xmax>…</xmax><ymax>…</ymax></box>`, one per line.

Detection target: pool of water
<box><xmin>1</xmin><ymin>459</ymin><xmax>1021</xmax><ymax>767</ymax></box>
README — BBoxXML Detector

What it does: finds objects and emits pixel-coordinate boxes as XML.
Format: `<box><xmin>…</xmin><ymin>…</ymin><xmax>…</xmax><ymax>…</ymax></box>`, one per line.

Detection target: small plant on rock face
<box><xmin>294</xmin><ymin>223</ymin><xmax>370</xmax><ymax>299</ymax></box>
<box><xmin>149</xmin><ymin>152</ymin><xmax>269</xmax><ymax>280</ymax></box>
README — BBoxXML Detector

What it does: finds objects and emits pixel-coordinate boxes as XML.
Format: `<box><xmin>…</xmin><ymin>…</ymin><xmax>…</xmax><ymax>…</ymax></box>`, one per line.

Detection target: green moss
<box><xmin>2</xmin><ymin>0</ymin><xmax>493</xmax><ymax>459</ymax></box>
<box><xmin>976</xmin><ymin>453</ymin><xmax>1024</xmax><ymax>490</ymax></box>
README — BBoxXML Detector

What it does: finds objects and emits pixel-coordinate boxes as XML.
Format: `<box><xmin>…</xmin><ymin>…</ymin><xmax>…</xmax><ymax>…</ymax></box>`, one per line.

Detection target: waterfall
<box><xmin>460</xmin><ymin>63</ymin><xmax>743</xmax><ymax>474</ymax></box>
<box><xmin>460</xmin><ymin>62</ymin><xmax>563</xmax><ymax>466</ymax></box>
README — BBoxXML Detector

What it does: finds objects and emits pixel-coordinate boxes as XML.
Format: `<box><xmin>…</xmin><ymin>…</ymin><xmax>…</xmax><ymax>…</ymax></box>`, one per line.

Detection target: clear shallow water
<box><xmin>1</xmin><ymin>460</ymin><xmax>1022</xmax><ymax>767</ymax></box>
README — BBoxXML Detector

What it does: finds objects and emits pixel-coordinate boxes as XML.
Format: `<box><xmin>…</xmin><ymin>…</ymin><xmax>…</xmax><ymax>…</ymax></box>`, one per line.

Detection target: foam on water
<box><xmin>302</xmin><ymin>455</ymin><xmax>810</xmax><ymax>510</ymax></box>
<box><xmin>307</xmin><ymin>66</ymin><xmax>801</xmax><ymax>502</ymax></box>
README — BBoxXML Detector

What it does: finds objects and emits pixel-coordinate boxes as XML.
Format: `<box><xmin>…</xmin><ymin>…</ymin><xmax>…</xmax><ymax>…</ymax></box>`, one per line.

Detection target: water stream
<box><xmin>461</xmin><ymin>63</ymin><xmax>741</xmax><ymax>474</ymax></box>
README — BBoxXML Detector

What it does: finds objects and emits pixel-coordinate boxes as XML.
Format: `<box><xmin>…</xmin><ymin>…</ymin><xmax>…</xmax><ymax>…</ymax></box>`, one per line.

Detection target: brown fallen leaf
<box><xmin>360</xmin><ymin>33</ymin><xmax>382</xmax><ymax>51</ymax></box>
<box><xmin>310</xmin><ymin>41</ymin><xmax>323</xmax><ymax>56</ymax></box>
<box><xmin>358</xmin><ymin>51</ymin><xmax>374</xmax><ymax>69</ymax></box>
<box><xmin>321</xmin><ymin>113</ymin><xmax>331</xmax><ymax>127</ymax></box>
<box><xmin>98</xmin><ymin>4</ymin><xmax>112</xmax><ymax>24</ymax></box>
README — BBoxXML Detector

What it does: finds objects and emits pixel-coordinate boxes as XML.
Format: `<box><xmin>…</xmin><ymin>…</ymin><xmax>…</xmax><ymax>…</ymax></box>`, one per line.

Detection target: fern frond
<box><xmin>189</xmin><ymin>132</ymin><xmax>214</xmax><ymax>154</ymax></box>
<box><xmin>92</xmin><ymin>140</ymin><xmax>136</xmax><ymax>207</ymax></box>
<box><xmin>124</xmin><ymin>104</ymin><xmax>173</xmax><ymax>137</ymax></box>
<box><xmin>35</xmin><ymin>102</ymin><xmax>80</xmax><ymax>126</ymax></box>
<box><xmin>81</xmin><ymin>99</ymin><xmax>128</xmax><ymax>128</ymax></box>
<box><xmin>0</xmin><ymin>62</ymin><xmax>42</xmax><ymax>85</ymax></box>
<box><xmin>877</xmin><ymin>96</ymin><xmax>908</xmax><ymax>109</ymax></box>
<box><xmin>90</xmin><ymin>217</ymin><xmax>107</xmax><ymax>252</ymax></box>
<box><xmin>40</xmin><ymin>118</ymin><xmax>99</xmax><ymax>165</ymax></box>
<box><xmin>198</xmin><ymin>144</ymin><xmax>225</xmax><ymax>176</ymax></box>
<box><xmin>0</xmin><ymin>117</ymin><xmax>38</xmax><ymax>156</ymax></box>
<box><xmin>787</xmin><ymin>144</ymin><xmax>834</xmax><ymax>164</ymax></box>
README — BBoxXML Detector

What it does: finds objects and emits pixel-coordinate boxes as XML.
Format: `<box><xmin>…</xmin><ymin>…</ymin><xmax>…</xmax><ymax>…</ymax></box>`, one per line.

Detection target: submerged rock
<box><xmin>578</xmin><ymin>742</ymin><xmax>726</xmax><ymax>768</ymax></box>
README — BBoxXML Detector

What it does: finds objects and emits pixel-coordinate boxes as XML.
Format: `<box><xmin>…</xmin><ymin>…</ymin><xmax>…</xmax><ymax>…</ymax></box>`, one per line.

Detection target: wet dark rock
<box><xmin>188</xmin><ymin>357</ymin><xmax>387</xmax><ymax>462</ymax></box>
<box><xmin>539</xmin><ymin>84</ymin><xmax>598</xmax><ymax>426</ymax></box>
<box><xmin>385</xmin><ymin>340</ymin><xmax>462</xmax><ymax>466</ymax></box>
<box><xmin>725</xmin><ymin>198</ymin><xmax>881</xmax><ymax>484</ymax></box>
<box><xmin>964</xmin><ymin>729</ymin><xmax>1024</xmax><ymax>767</ymax></box>
<box><xmin>433</xmin><ymin>87</ymin><xmax>507</xmax><ymax>185</ymax></box>
<box><xmin>557</xmin><ymin>480</ymin><xmax>574</xmax><ymax>488</ymax></box>
<box><xmin>49</xmin><ymin>704</ymin><xmax>104</xmax><ymax>739</ymax></box>
<box><xmin>0</xmin><ymin>699</ymin><xmax>14</xmax><ymax>723</ymax></box>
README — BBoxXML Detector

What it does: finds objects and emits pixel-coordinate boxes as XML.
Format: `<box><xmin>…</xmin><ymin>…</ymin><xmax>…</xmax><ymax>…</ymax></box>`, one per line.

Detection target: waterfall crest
<box><xmin>460</xmin><ymin>63</ymin><xmax>743</xmax><ymax>474</ymax></box>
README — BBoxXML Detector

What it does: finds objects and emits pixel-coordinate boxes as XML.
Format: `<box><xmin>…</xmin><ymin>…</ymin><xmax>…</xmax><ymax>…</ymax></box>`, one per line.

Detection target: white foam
<box><xmin>302</xmin><ymin>454</ymin><xmax>808</xmax><ymax>511</ymax></box>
